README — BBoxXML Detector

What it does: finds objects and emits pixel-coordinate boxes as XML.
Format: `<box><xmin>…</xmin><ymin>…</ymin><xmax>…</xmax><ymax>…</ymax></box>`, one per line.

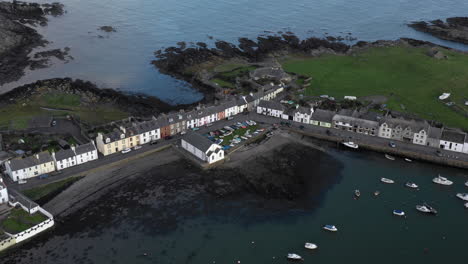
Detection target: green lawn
<box><xmin>40</xmin><ymin>92</ymin><xmax>81</xmax><ymax>108</ymax></box>
<box><xmin>23</xmin><ymin>176</ymin><xmax>83</xmax><ymax>201</ymax></box>
<box><xmin>1</xmin><ymin>208</ymin><xmax>48</xmax><ymax>234</ymax></box>
<box><xmin>282</xmin><ymin>45</ymin><xmax>468</xmax><ymax>130</ymax></box>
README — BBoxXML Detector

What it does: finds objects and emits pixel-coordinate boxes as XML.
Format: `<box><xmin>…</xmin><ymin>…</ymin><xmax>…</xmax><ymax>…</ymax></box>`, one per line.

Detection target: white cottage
<box><xmin>53</xmin><ymin>148</ymin><xmax>77</xmax><ymax>171</ymax></box>
<box><xmin>293</xmin><ymin>106</ymin><xmax>314</xmax><ymax>124</ymax></box>
<box><xmin>0</xmin><ymin>177</ymin><xmax>8</xmax><ymax>204</ymax></box>
<box><xmin>181</xmin><ymin>133</ymin><xmax>224</xmax><ymax>164</ymax></box>
<box><xmin>257</xmin><ymin>100</ymin><xmax>285</xmax><ymax>118</ymax></box>
<box><xmin>5</xmin><ymin>152</ymin><xmax>55</xmax><ymax>182</ymax></box>
<box><xmin>439</xmin><ymin>129</ymin><xmax>466</xmax><ymax>153</ymax></box>
<box><xmin>132</xmin><ymin>119</ymin><xmax>161</xmax><ymax>144</ymax></box>
<box><xmin>75</xmin><ymin>141</ymin><xmax>98</xmax><ymax>165</ymax></box>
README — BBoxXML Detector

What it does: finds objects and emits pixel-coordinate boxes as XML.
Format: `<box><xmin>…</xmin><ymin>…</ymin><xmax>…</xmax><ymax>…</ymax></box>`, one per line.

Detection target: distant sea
<box><xmin>1</xmin><ymin>0</ymin><xmax>468</xmax><ymax>103</ymax></box>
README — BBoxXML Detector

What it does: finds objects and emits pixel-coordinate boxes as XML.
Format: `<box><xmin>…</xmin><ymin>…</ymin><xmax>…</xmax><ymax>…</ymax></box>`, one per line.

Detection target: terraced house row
<box><xmin>257</xmin><ymin>102</ymin><xmax>468</xmax><ymax>155</ymax></box>
<box><xmin>95</xmin><ymin>84</ymin><xmax>285</xmax><ymax>156</ymax></box>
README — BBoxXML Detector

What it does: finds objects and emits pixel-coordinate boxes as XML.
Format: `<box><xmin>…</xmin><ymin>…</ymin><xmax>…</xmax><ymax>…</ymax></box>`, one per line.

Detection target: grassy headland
<box><xmin>281</xmin><ymin>45</ymin><xmax>468</xmax><ymax>130</ymax></box>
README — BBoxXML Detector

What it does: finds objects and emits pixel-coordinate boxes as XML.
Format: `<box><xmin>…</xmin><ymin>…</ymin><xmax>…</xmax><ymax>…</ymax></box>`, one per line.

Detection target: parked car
<box><xmin>299</xmin><ymin>125</ymin><xmax>305</xmax><ymax>130</ymax></box>
<box><xmin>249</xmin><ymin>120</ymin><xmax>257</xmax><ymax>125</ymax></box>
<box><xmin>122</xmin><ymin>148</ymin><xmax>132</xmax><ymax>154</ymax></box>
<box><xmin>150</xmin><ymin>140</ymin><xmax>158</xmax><ymax>145</ymax></box>
<box><xmin>18</xmin><ymin>179</ymin><xmax>27</xmax><ymax>185</ymax></box>
<box><xmin>51</xmin><ymin>120</ymin><xmax>57</xmax><ymax>126</ymax></box>
<box><xmin>192</xmin><ymin>127</ymin><xmax>200</xmax><ymax>131</ymax></box>
<box><xmin>39</xmin><ymin>174</ymin><xmax>49</xmax><ymax>180</ymax></box>
<box><xmin>389</xmin><ymin>142</ymin><xmax>396</xmax><ymax>148</ymax></box>
<box><xmin>227</xmin><ymin>116</ymin><xmax>234</xmax><ymax>120</ymax></box>
<box><xmin>134</xmin><ymin>145</ymin><xmax>142</xmax><ymax>150</ymax></box>
<box><xmin>164</xmin><ymin>136</ymin><xmax>173</xmax><ymax>140</ymax></box>
<box><xmin>181</xmin><ymin>131</ymin><xmax>187</xmax><ymax>135</ymax></box>
<box><xmin>206</xmin><ymin>123</ymin><xmax>213</xmax><ymax>127</ymax></box>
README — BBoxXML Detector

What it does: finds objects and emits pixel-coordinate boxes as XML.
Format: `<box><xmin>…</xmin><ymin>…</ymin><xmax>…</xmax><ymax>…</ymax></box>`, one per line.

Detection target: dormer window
<box><xmin>120</xmin><ymin>134</ymin><xmax>125</xmax><ymax>139</ymax></box>
<box><xmin>106</xmin><ymin>138</ymin><xmax>110</xmax><ymax>144</ymax></box>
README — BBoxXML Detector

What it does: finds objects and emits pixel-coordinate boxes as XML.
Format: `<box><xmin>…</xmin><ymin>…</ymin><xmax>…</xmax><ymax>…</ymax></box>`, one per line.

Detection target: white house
<box><xmin>257</xmin><ymin>100</ymin><xmax>285</xmax><ymax>118</ymax></box>
<box><xmin>378</xmin><ymin>117</ymin><xmax>429</xmax><ymax>145</ymax></box>
<box><xmin>132</xmin><ymin>119</ymin><xmax>161</xmax><ymax>144</ymax></box>
<box><xmin>223</xmin><ymin>100</ymin><xmax>240</xmax><ymax>118</ymax></box>
<box><xmin>53</xmin><ymin>148</ymin><xmax>77</xmax><ymax>171</ymax></box>
<box><xmin>181</xmin><ymin>133</ymin><xmax>224</xmax><ymax>164</ymax></box>
<box><xmin>311</xmin><ymin>109</ymin><xmax>335</xmax><ymax>128</ymax></box>
<box><xmin>439</xmin><ymin>129</ymin><xmax>466</xmax><ymax>153</ymax></box>
<box><xmin>293</xmin><ymin>106</ymin><xmax>314</xmax><ymax>124</ymax></box>
<box><xmin>463</xmin><ymin>136</ymin><xmax>468</xmax><ymax>154</ymax></box>
<box><xmin>0</xmin><ymin>177</ymin><xmax>8</xmax><ymax>204</ymax></box>
<box><xmin>74</xmin><ymin>141</ymin><xmax>98</xmax><ymax>165</ymax></box>
<box><xmin>5</xmin><ymin>152</ymin><xmax>55</xmax><ymax>182</ymax></box>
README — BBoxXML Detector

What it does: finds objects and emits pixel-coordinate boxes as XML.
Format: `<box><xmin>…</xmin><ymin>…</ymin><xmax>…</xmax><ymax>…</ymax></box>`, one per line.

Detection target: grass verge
<box><xmin>1</xmin><ymin>208</ymin><xmax>48</xmax><ymax>234</ymax></box>
<box><xmin>23</xmin><ymin>176</ymin><xmax>83</xmax><ymax>202</ymax></box>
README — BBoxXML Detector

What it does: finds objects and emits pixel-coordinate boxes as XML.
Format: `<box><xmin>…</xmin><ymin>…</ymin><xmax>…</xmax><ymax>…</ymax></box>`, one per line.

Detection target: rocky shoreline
<box><xmin>0</xmin><ymin>78</ymin><xmax>194</xmax><ymax>117</ymax></box>
<box><xmin>408</xmin><ymin>17</ymin><xmax>468</xmax><ymax>44</ymax></box>
<box><xmin>0</xmin><ymin>1</ymin><xmax>65</xmax><ymax>85</ymax></box>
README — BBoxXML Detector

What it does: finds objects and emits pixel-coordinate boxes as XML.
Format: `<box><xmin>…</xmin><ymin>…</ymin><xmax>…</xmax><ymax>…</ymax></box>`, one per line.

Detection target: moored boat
<box><xmin>385</xmin><ymin>154</ymin><xmax>395</xmax><ymax>160</ymax></box>
<box><xmin>393</xmin><ymin>209</ymin><xmax>405</xmax><ymax>216</ymax></box>
<box><xmin>287</xmin><ymin>253</ymin><xmax>303</xmax><ymax>260</ymax></box>
<box><xmin>456</xmin><ymin>193</ymin><xmax>468</xmax><ymax>201</ymax></box>
<box><xmin>374</xmin><ymin>190</ymin><xmax>380</xmax><ymax>196</ymax></box>
<box><xmin>323</xmin><ymin>225</ymin><xmax>338</xmax><ymax>232</ymax></box>
<box><xmin>354</xmin><ymin>189</ymin><xmax>361</xmax><ymax>198</ymax></box>
<box><xmin>381</xmin><ymin>178</ymin><xmax>394</xmax><ymax>184</ymax></box>
<box><xmin>465</xmin><ymin>202</ymin><xmax>468</xmax><ymax>209</ymax></box>
<box><xmin>465</xmin><ymin>181</ymin><xmax>468</xmax><ymax>187</ymax></box>
<box><xmin>343</xmin><ymin>141</ymin><xmax>359</xmax><ymax>149</ymax></box>
<box><xmin>405</xmin><ymin>182</ymin><xmax>418</xmax><ymax>189</ymax></box>
<box><xmin>404</xmin><ymin>158</ymin><xmax>412</xmax><ymax>162</ymax></box>
<box><xmin>432</xmin><ymin>175</ymin><xmax>453</xmax><ymax>186</ymax></box>
<box><xmin>416</xmin><ymin>205</ymin><xmax>431</xmax><ymax>213</ymax></box>
<box><xmin>304</xmin><ymin>243</ymin><xmax>318</xmax><ymax>250</ymax></box>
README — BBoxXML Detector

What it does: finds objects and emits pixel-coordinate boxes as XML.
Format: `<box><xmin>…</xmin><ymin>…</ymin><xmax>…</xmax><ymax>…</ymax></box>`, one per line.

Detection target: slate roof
<box><xmin>244</xmin><ymin>94</ymin><xmax>255</xmax><ymax>103</ymax></box>
<box><xmin>428</xmin><ymin>126</ymin><xmax>442</xmax><ymax>139</ymax></box>
<box><xmin>37</xmin><ymin>152</ymin><xmax>53</xmax><ymax>163</ymax></box>
<box><xmin>223</xmin><ymin>99</ymin><xmax>238</xmax><ymax>109</ymax></box>
<box><xmin>312</xmin><ymin>109</ymin><xmax>335</xmax><ymax>123</ymax></box>
<box><xmin>103</xmin><ymin>129</ymin><xmax>125</xmax><ymax>143</ymax></box>
<box><xmin>333</xmin><ymin>114</ymin><xmax>379</xmax><ymax>128</ymax></box>
<box><xmin>258</xmin><ymin>100</ymin><xmax>285</xmax><ymax>111</ymax></box>
<box><xmin>440</xmin><ymin>129</ymin><xmax>466</xmax><ymax>144</ymax></box>
<box><xmin>294</xmin><ymin>106</ymin><xmax>312</xmax><ymax>115</ymax></box>
<box><xmin>381</xmin><ymin>117</ymin><xmax>430</xmax><ymax>132</ymax></box>
<box><xmin>75</xmin><ymin>142</ymin><xmax>96</xmax><ymax>155</ymax></box>
<box><xmin>9</xmin><ymin>156</ymin><xmax>38</xmax><ymax>171</ymax></box>
<box><xmin>183</xmin><ymin>133</ymin><xmax>215</xmax><ymax>152</ymax></box>
<box><xmin>54</xmin><ymin>149</ymin><xmax>75</xmax><ymax>161</ymax></box>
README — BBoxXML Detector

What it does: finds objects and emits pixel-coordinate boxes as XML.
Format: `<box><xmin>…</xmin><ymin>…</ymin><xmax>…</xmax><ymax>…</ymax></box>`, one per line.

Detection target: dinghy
<box><xmin>393</xmin><ymin>210</ymin><xmax>405</xmax><ymax>216</ymax></box>
<box><xmin>304</xmin><ymin>243</ymin><xmax>318</xmax><ymax>250</ymax></box>
<box><xmin>381</xmin><ymin>178</ymin><xmax>394</xmax><ymax>184</ymax></box>
<box><xmin>323</xmin><ymin>225</ymin><xmax>338</xmax><ymax>232</ymax></box>
<box><xmin>287</xmin><ymin>253</ymin><xmax>303</xmax><ymax>260</ymax></box>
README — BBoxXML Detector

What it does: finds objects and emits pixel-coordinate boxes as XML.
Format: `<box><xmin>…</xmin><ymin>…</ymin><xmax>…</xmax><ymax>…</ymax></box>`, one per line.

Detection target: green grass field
<box><xmin>23</xmin><ymin>176</ymin><xmax>83</xmax><ymax>201</ymax></box>
<box><xmin>282</xmin><ymin>45</ymin><xmax>468</xmax><ymax>130</ymax></box>
<box><xmin>1</xmin><ymin>208</ymin><xmax>48</xmax><ymax>234</ymax></box>
<box><xmin>0</xmin><ymin>92</ymin><xmax>129</xmax><ymax>129</ymax></box>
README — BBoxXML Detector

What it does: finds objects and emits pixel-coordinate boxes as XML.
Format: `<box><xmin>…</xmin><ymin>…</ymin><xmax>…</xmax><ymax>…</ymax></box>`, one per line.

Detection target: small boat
<box><xmin>304</xmin><ymin>243</ymin><xmax>318</xmax><ymax>250</ymax></box>
<box><xmin>374</xmin><ymin>190</ymin><xmax>380</xmax><ymax>196</ymax></box>
<box><xmin>465</xmin><ymin>181</ymin><xmax>468</xmax><ymax>187</ymax></box>
<box><xmin>456</xmin><ymin>193</ymin><xmax>468</xmax><ymax>201</ymax></box>
<box><xmin>416</xmin><ymin>205</ymin><xmax>431</xmax><ymax>213</ymax></box>
<box><xmin>465</xmin><ymin>202</ymin><xmax>468</xmax><ymax>209</ymax></box>
<box><xmin>385</xmin><ymin>154</ymin><xmax>395</xmax><ymax>161</ymax></box>
<box><xmin>343</xmin><ymin>141</ymin><xmax>359</xmax><ymax>149</ymax></box>
<box><xmin>404</xmin><ymin>158</ymin><xmax>412</xmax><ymax>162</ymax></box>
<box><xmin>381</xmin><ymin>178</ymin><xmax>394</xmax><ymax>184</ymax></box>
<box><xmin>323</xmin><ymin>225</ymin><xmax>338</xmax><ymax>232</ymax></box>
<box><xmin>405</xmin><ymin>182</ymin><xmax>418</xmax><ymax>189</ymax></box>
<box><xmin>432</xmin><ymin>175</ymin><xmax>453</xmax><ymax>186</ymax></box>
<box><xmin>438</xmin><ymin>93</ymin><xmax>451</xmax><ymax>100</ymax></box>
<box><xmin>287</xmin><ymin>253</ymin><xmax>303</xmax><ymax>260</ymax></box>
<box><xmin>393</xmin><ymin>210</ymin><xmax>405</xmax><ymax>216</ymax></box>
<box><xmin>354</xmin><ymin>189</ymin><xmax>361</xmax><ymax>198</ymax></box>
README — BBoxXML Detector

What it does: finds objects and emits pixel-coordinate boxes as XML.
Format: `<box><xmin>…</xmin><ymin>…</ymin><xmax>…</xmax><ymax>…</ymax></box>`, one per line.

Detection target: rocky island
<box><xmin>0</xmin><ymin>1</ymin><xmax>64</xmax><ymax>85</ymax></box>
<box><xmin>408</xmin><ymin>17</ymin><xmax>468</xmax><ymax>44</ymax></box>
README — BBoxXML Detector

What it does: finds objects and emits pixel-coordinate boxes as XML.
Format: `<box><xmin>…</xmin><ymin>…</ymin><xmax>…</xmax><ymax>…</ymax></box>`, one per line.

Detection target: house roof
<box><xmin>381</xmin><ymin>117</ymin><xmax>429</xmax><ymax>132</ymax></box>
<box><xmin>428</xmin><ymin>126</ymin><xmax>443</xmax><ymax>139</ymax></box>
<box><xmin>37</xmin><ymin>152</ymin><xmax>53</xmax><ymax>163</ymax></box>
<box><xmin>54</xmin><ymin>149</ymin><xmax>75</xmax><ymax>161</ymax></box>
<box><xmin>440</xmin><ymin>129</ymin><xmax>466</xmax><ymax>143</ymax></box>
<box><xmin>9</xmin><ymin>156</ymin><xmax>38</xmax><ymax>171</ymax></box>
<box><xmin>258</xmin><ymin>100</ymin><xmax>285</xmax><ymax>111</ymax></box>
<box><xmin>223</xmin><ymin>99</ymin><xmax>238</xmax><ymax>109</ymax></box>
<box><xmin>333</xmin><ymin>114</ymin><xmax>379</xmax><ymax>128</ymax></box>
<box><xmin>75</xmin><ymin>142</ymin><xmax>96</xmax><ymax>155</ymax></box>
<box><xmin>102</xmin><ymin>129</ymin><xmax>125</xmax><ymax>143</ymax></box>
<box><xmin>312</xmin><ymin>109</ymin><xmax>335</xmax><ymax>123</ymax></box>
<box><xmin>244</xmin><ymin>94</ymin><xmax>255</xmax><ymax>103</ymax></box>
<box><xmin>183</xmin><ymin>133</ymin><xmax>216</xmax><ymax>152</ymax></box>
<box><xmin>294</xmin><ymin>106</ymin><xmax>312</xmax><ymax>115</ymax></box>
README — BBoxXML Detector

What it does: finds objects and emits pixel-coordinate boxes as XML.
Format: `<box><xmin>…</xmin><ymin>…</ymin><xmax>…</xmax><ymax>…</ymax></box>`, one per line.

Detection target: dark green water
<box><xmin>3</xmin><ymin>148</ymin><xmax>467</xmax><ymax>264</ymax></box>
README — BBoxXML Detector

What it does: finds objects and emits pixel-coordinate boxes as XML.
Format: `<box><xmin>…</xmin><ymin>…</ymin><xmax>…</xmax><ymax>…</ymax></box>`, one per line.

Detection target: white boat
<box><xmin>354</xmin><ymin>189</ymin><xmax>361</xmax><ymax>198</ymax></box>
<box><xmin>385</xmin><ymin>154</ymin><xmax>395</xmax><ymax>161</ymax></box>
<box><xmin>287</xmin><ymin>253</ymin><xmax>303</xmax><ymax>260</ymax></box>
<box><xmin>465</xmin><ymin>181</ymin><xmax>468</xmax><ymax>187</ymax></box>
<box><xmin>323</xmin><ymin>225</ymin><xmax>338</xmax><ymax>232</ymax></box>
<box><xmin>393</xmin><ymin>210</ymin><xmax>405</xmax><ymax>216</ymax></box>
<box><xmin>381</xmin><ymin>178</ymin><xmax>394</xmax><ymax>184</ymax></box>
<box><xmin>304</xmin><ymin>243</ymin><xmax>318</xmax><ymax>250</ymax></box>
<box><xmin>416</xmin><ymin>204</ymin><xmax>437</xmax><ymax>214</ymax></box>
<box><xmin>438</xmin><ymin>93</ymin><xmax>451</xmax><ymax>100</ymax></box>
<box><xmin>456</xmin><ymin>193</ymin><xmax>468</xmax><ymax>201</ymax></box>
<box><xmin>404</xmin><ymin>158</ymin><xmax>412</xmax><ymax>162</ymax></box>
<box><xmin>343</xmin><ymin>141</ymin><xmax>359</xmax><ymax>149</ymax></box>
<box><xmin>374</xmin><ymin>190</ymin><xmax>380</xmax><ymax>196</ymax></box>
<box><xmin>432</xmin><ymin>175</ymin><xmax>453</xmax><ymax>186</ymax></box>
<box><xmin>465</xmin><ymin>202</ymin><xmax>468</xmax><ymax>209</ymax></box>
<box><xmin>405</xmin><ymin>182</ymin><xmax>418</xmax><ymax>189</ymax></box>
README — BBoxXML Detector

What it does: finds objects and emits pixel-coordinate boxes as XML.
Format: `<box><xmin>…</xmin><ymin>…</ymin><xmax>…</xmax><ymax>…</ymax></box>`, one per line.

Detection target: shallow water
<box><xmin>1</xmin><ymin>0</ymin><xmax>468</xmax><ymax>103</ymax></box>
<box><xmin>3</xmin><ymin>147</ymin><xmax>467</xmax><ymax>264</ymax></box>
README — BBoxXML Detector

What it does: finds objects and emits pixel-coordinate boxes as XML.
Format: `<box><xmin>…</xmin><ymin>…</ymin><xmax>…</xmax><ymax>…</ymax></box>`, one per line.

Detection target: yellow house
<box><xmin>310</xmin><ymin>109</ymin><xmax>334</xmax><ymax>128</ymax></box>
<box><xmin>96</xmin><ymin>127</ymin><xmax>140</xmax><ymax>156</ymax></box>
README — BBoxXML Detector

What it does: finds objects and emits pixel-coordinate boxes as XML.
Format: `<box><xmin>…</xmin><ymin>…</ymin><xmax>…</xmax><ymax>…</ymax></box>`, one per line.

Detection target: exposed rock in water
<box><xmin>408</xmin><ymin>17</ymin><xmax>468</xmax><ymax>44</ymax></box>
<box><xmin>0</xmin><ymin>78</ymin><xmax>194</xmax><ymax>117</ymax></box>
<box><xmin>98</xmin><ymin>25</ymin><xmax>116</xmax><ymax>33</ymax></box>
<box><xmin>0</xmin><ymin>1</ymin><xmax>64</xmax><ymax>85</ymax></box>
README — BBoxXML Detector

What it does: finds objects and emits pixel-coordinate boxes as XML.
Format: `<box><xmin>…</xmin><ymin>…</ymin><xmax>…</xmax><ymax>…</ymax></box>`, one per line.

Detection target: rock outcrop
<box><xmin>408</xmin><ymin>17</ymin><xmax>468</xmax><ymax>44</ymax></box>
